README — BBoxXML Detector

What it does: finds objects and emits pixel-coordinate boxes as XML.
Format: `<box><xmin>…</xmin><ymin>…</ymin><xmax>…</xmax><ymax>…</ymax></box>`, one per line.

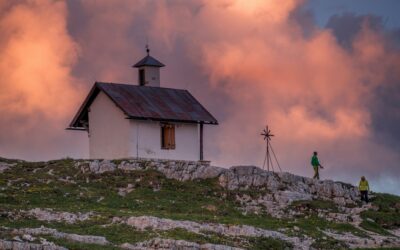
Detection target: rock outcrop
<box><xmin>219</xmin><ymin>166</ymin><xmax>358</xmax><ymax>203</ymax></box>
<box><xmin>0</xmin><ymin>240</ymin><xmax>67</xmax><ymax>250</ymax></box>
<box><xmin>82</xmin><ymin>159</ymin><xmax>359</xmax><ymax>206</ymax></box>
<box><xmin>0</xmin><ymin>162</ymin><xmax>16</xmax><ymax>173</ymax></box>
<box><xmin>14</xmin><ymin>226</ymin><xmax>110</xmax><ymax>246</ymax></box>
<box><xmin>115</xmin><ymin>215</ymin><xmax>313</xmax><ymax>250</ymax></box>
<box><xmin>27</xmin><ymin>208</ymin><xmax>93</xmax><ymax>224</ymax></box>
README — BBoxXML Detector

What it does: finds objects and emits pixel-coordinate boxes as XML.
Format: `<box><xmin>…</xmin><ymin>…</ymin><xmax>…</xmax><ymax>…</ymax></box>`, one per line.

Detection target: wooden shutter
<box><xmin>161</xmin><ymin>124</ymin><xmax>175</xmax><ymax>149</ymax></box>
<box><xmin>164</xmin><ymin>126</ymin><xmax>170</xmax><ymax>149</ymax></box>
<box><xmin>170</xmin><ymin>125</ymin><xmax>175</xmax><ymax>149</ymax></box>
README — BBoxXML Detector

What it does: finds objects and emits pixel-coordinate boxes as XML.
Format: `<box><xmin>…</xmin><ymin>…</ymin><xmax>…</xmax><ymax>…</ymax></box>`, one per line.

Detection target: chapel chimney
<box><xmin>132</xmin><ymin>46</ymin><xmax>165</xmax><ymax>87</ymax></box>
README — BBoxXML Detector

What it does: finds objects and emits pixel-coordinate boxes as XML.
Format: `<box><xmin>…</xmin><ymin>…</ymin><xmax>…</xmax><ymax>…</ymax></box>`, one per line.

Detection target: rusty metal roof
<box><xmin>68</xmin><ymin>82</ymin><xmax>218</xmax><ymax>129</ymax></box>
<box><xmin>133</xmin><ymin>55</ymin><xmax>165</xmax><ymax>68</ymax></box>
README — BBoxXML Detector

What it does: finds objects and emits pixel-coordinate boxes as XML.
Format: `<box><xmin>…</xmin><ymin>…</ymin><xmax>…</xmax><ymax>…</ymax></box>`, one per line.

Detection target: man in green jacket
<box><xmin>311</xmin><ymin>151</ymin><xmax>324</xmax><ymax>180</ymax></box>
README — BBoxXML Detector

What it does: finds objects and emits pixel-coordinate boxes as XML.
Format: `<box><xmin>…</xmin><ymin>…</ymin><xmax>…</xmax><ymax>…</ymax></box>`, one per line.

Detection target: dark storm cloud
<box><xmin>289</xmin><ymin>5</ymin><xmax>317</xmax><ymax>38</ymax></box>
<box><xmin>371</xmin><ymin>69</ymin><xmax>400</xmax><ymax>150</ymax></box>
<box><xmin>326</xmin><ymin>12</ymin><xmax>383</xmax><ymax>50</ymax></box>
<box><xmin>325</xmin><ymin>12</ymin><xmax>400</xmax><ymax>153</ymax></box>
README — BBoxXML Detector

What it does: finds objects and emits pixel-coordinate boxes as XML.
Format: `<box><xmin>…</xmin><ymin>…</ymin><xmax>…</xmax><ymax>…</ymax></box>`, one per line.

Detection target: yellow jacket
<box><xmin>359</xmin><ymin>180</ymin><xmax>369</xmax><ymax>191</ymax></box>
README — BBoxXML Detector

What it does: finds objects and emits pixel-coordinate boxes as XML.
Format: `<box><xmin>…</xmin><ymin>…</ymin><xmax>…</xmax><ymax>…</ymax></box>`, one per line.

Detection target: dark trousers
<box><xmin>360</xmin><ymin>190</ymin><xmax>369</xmax><ymax>203</ymax></box>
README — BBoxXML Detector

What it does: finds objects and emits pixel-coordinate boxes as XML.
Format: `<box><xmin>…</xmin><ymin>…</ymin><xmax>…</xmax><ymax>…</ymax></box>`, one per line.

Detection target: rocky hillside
<box><xmin>0</xmin><ymin>157</ymin><xmax>399</xmax><ymax>249</ymax></box>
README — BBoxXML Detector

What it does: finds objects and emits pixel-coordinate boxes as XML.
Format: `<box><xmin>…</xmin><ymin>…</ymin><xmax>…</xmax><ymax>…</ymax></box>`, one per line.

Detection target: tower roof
<box><xmin>133</xmin><ymin>55</ymin><xmax>165</xmax><ymax>68</ymax></box>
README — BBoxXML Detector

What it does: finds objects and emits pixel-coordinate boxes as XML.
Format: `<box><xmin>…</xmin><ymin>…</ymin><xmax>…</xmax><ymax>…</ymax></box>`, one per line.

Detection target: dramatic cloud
<box><xmin>188</xmin><ymin>3</ymin><xmax>400</xmax><ymax>191</ymax></box>
<box><xmin>0</xmin><ymin>0</ymin><xmax>87</xmax><ymax>159</ymax></box>
<box><xmin>1</xmin><ymin>0</ymin><xmax>399</xmax><ymax>193</ymax></box>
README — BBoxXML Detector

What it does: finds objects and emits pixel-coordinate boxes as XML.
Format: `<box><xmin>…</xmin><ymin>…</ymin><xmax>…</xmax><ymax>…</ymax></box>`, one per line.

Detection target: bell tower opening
<box><xmin>139</xmin><ymin>69</ymin><xmax>145</xmax><ymax>86</ymax></box>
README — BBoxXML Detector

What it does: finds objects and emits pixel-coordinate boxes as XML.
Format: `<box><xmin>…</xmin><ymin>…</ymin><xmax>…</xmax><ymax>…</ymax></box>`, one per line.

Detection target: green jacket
<box><xmin>311</xmin><ymin>155</ymin><xmax>320</xmax><ymax>167</ymax></box>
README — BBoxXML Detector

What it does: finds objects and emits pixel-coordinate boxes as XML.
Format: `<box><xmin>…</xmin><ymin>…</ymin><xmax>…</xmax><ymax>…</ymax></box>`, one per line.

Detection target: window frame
<box><xmin>160</xmin><ymin>123</ymin><xmax>176</xmax><ymax>150</ymax></box>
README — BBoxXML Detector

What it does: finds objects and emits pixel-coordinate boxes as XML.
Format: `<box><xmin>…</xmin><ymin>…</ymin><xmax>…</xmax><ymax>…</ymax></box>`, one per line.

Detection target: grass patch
<box><xmin>247</xmin><ymin>237</ymin><xmax>293</xmax><ymax>250</ymax></box>
<box><xmin>292</xmin><ymin>215</ymin><xmax>368</xmax><ymax>239</ymax></box>
<box><xmin>0</xmin><ymin>158</ymin><xmax>292</xmax><ymax>231</ymax></box>
<box><xmin>43</xmin><ymin>236</ymin><xmax>119</xmax><ymax>250</ymax></box>
<box><xmin>311</xmin><ymin>236</ymin><xmax>348</xmax><ymax>250</ymax></box>
<box><xmin>371</xmin><ymin>193</ymin><xmax>400</xmax><ymax>212</ymax></box>
<box><xmin>0</xmin><ymin>217</ymin><xmax>153</xmax><ymax>245</ymax></box>
<box><xmin>291</xmin><ymin>199</ymin><xmax>339</xmax><ymax>212</ymax></box>
<box><xmin>160</xmin><ymin>228</ymin><xmax>241</xmax><ymax>247</ymax></box>
<box><xmin>359</xmin><ymin>193</ymin><xmax>400</xmax><ymax>235</ymax></box>
<box><xmin>359</xmin><ymin>220</ymin><xmax>392</xmax><ymax>236</ymax></box>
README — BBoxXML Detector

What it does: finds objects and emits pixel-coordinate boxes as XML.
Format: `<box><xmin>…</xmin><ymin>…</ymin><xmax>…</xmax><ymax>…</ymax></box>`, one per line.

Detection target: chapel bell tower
<box><xmin>133</xmin><ymin>46</ymin><xmax>165</xmax><ymax>87</ymax></box>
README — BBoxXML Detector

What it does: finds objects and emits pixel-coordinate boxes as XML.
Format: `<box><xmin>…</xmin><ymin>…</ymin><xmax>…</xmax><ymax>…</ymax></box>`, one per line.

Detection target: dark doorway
<box><xmin>139</xmin><ymin>69</ymin><xmax>145</xmax><ymax>85</ymax></box>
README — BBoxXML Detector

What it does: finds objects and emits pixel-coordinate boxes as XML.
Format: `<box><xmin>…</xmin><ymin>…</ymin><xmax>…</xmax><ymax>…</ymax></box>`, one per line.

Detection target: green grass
<box><xmin>359</xmin><ymin>193</ymin><xmax>400</xmax><ymax>235</ymax></box>
<box><xmin>43</xmin><ymin>236</ymin><xmax>120</xmax><ymax>250</ymax></box>
<box><xmin>287</xmin><ymin>199</ymin><xmax>369</xmax><ymax>245</ymax></box>
<box><xmin>247</xmin><ymin>237</ymin><xmax>293</xmax><ymax>250</ymax></box>
<box><xmin>359</xmin><ymin>219</ymin><xmax>392</xmax><ymax>236</ymax></box>
<box><xmin>0</xmin><ymin>158</ymin><xmax>294</xmax><ymax>248</ymax></box>
<box><xmin>290</xmin><ymin>199</ymin><xmax>339</xmax><ymax>212</ymax></box>
<box><xmin>0</xmin><ymin>159</ymin><xmax>290</xmax><ymax>231</ymax></box>
<box><xmin>0</xmin><ymin>216</ymin><xmax>289</xmax><ymax>249</ymax></box>
<box><xmin>290</xmin><ymin>215</ymin><xmax>368</xmax><ymax>239</ymax></box>
<box><xmin>1</xmin><ymin>157</ymin><xmax>399</xmax><ymax>249</ymax></box>
<box><xmin>371</xmin><ymin>193</ymin><xmax>400</xmax><ymax>212</ymax></box>
<box><xmin>311</xmin><ymin>236</ymin><xmax>348</xmax><ymax>250</ymax></box>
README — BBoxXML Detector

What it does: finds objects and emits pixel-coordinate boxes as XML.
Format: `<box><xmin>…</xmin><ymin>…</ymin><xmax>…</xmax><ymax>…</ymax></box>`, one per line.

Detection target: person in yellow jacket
<box><xmin>359</xmin><ymin>176</ymin><xmax>370</xmax><ymax>203</ymax></box>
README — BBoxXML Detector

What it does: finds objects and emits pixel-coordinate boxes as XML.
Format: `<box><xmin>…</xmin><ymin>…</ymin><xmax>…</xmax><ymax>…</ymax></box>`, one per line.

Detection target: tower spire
<box><xmin>146</xmin><ymin>43</ymin><xmax>150</xmax><ymax>56</ymax></box>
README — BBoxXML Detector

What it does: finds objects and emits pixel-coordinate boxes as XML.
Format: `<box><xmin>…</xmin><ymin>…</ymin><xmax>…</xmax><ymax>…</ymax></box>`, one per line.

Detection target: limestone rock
<box><xmin>27</xmin><ymin>208</ymin><xmax>93</xmax><ymax>224</ymax></box>
<box><xmin>274</xmin><ymin>190</ymin><xmax>313</xmax><ymax>204</ymax></box>
<box><xmin>0</xmin><ymin>239</ymin><xmax>67</xmax><ymax>250</ymax></box>
<box><xmin>21</xmin><ymin>234</ymin><xmax>35</xmax><ymax>242</ymax></box>
<box><xmin>323</xmin><ymin>229</ymin><xmax>400</xmax><ymax>249</ymax></box>
<box><xmin>118</xmin><ymin>161</ymin><xmax>142</xmax><ymax>171</ymax></box>
<box><xmin>89</xmin><ymin>160</ymin><xmax>116</xmax><ymax>173</ymax></box>
<box><xmin>124</xmin><ymin>216</ymin><xmax>313</xmax><ymax>250</ymax></box>
<box><xmin>84</xmin><ymin>160</ymin><xmax>360</xmax><ymax>206</ymax></box>
<box><xmin>219</xmin><ymin>166</ymin><xmax>358</xmax><ymax>205</ymax></box>
<box><xmin>121</xmin><ymin>238</ymin><xmax>244</xmax><ymax>250</ymax></box>
<box><xmin>118</xmin><ymin>184</ymin><xmax>135</xmax><ymax>196</ymax></box>
<box><xmin>0</xmin><ymin>162</ymin><xmax>15</xmax><ymax>173</ymax></box>
<box><xmin>155</xmin><ymin>161</ymin><xmax>225</xmax><ymax>181</ymax></box>
<box><xmin>16</xmin><ymin>226</ymin><xmax>109</xmax><ymax>245</ymax></box>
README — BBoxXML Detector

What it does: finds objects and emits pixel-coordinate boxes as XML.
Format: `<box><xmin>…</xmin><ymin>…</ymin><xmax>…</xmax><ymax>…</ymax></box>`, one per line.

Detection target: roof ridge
<box><xmin>95</xmin><ymin>81</ymin><xmax>189</xmax><ymax>92</ymax></box>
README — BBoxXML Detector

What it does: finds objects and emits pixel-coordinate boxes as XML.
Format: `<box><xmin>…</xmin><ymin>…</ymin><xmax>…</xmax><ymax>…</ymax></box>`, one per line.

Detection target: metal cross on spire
<box><xmin>146</xmin><ymin>44</ymin><xmax>150</xmax><ymax>56</ymax></box>
<box><xmin>261</xmin><ymin>126</ymin><xmax>274</xmax><ymax>141</ymax></box>
<box><xmin>261</xmin><ymin>125</ymin><xmax>282</xmax><ymax>172</ymax></box>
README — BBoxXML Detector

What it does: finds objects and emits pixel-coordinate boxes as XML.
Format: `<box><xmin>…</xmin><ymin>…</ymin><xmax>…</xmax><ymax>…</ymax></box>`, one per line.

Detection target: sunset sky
<box><xmin>0</xmin><ymin>0</ymin><xmax>399</xmax><ymax>194</ymax></box>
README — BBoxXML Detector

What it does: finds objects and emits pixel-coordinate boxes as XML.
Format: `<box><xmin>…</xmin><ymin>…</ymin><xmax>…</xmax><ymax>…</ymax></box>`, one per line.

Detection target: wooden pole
<box><xmin>200</xmin><ymin>123</ymin><xmax>204</xmax><ymax>161</ymax></box>
<box><xmin>267</xmin><ymin>138</ymin><xmax>270</xmax><ymax>171</ymax></box>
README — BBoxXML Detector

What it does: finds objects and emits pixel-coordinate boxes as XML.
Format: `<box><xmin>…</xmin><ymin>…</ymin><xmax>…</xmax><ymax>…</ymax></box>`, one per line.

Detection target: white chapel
<box><xmin>68</xmin><ymin>49</ymin><xmax>218</xmax><ymax>161</ymax></box>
